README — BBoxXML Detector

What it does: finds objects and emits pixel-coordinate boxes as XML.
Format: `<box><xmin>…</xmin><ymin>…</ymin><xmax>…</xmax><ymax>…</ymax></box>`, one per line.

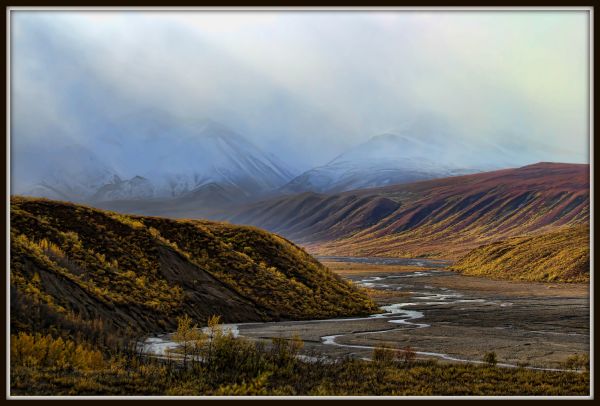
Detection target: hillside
<box><xmin>450</xmin><ymin>225</ymin><xmax>590</xmax><ymax>283</ymax></box>
<box><xmin>230</xmin><ymin>192</ymin><xmax>401</xmax><ymax>243</ymax></box>
<box><xmin>10</xmin><ymin>197</ymin><xmax>376</xmax><ymax>340</ymax></box>
<box><xmin>230</xmin><ymin>163</ymin><xmax>589</xmax><ymax>259</ymax></box>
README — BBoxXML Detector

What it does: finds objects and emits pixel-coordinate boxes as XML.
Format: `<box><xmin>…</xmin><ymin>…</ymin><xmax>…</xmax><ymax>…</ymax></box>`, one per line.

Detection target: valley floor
<box><xmin>12</xmin><ymin>257</ymin><xmax>590</xmax><ymax>397</ymax></box>
<box><xmin>144</xmin><ymin>258</ymin><xmax>589</xmax><ymax>371</ymax></box>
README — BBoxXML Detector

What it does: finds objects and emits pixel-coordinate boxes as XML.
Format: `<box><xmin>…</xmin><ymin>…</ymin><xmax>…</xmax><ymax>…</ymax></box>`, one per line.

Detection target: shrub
<box><xmin>399</xmin><ymin>345</ymin><xmax>417</xmax><ymax>365</ymax></box>
<box><xmin>483</xmin><ymin>352</ymin><xmax>497</xmax><ymax>367</ymax></box>
<box><xmin>372</xmin><ymin>345</ymin><xmax>396</xmax><ymax>365</ymax></box>
<box><xmin>11</xmin><ymin>332</ymin><xmax>105</xmax><ymax>371</ymax></box>
<box><xmin>564</xmin><ymin>354</ymin><xmax>589</xmax><ymax>371</ymax></box>
<box><xmin>172</xmin><ymin>314</ymin><xmax>205</xmax><ymax>368</ymax></box>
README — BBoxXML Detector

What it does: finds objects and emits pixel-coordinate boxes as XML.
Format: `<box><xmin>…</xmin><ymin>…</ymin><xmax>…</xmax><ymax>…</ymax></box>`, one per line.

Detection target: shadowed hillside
<box><xmin>230</xmin><ymin>163</ymin><xmax>589</xmax><ymax>259</ymax></box>
<box><xmin>450</xmin><ymin>225</ymin><xmax>590</xmax><ymax>282</ymax></box>
<box><xmin>10</xmin><ymin>197</ymin><xmax>376</xmax><ymax>341</ymax></box>
<box><xmin>230</xmin><ymin>192</ymin><xmax>401</xmax><ymax>242</ymax></box>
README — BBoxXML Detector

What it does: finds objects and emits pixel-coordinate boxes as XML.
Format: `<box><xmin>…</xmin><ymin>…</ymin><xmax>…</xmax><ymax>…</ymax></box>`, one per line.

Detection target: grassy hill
<box><xmin>450</xmin><ymin>225</ymin><xmax>590</xmax><ymax>283</ymax></box>
<box><xmin>228</xmin><ymin>163</ymin><xmax>589</xmax><ymax>259</ymax></box>
<box><xmin>10</xmin><ymin>197</ymin><xmax>376</xmax><ymax>342</ymax></box>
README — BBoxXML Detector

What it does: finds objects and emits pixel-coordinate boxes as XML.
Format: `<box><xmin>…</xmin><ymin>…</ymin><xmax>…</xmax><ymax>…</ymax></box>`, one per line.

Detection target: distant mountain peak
<box><xmin>12</xmin><ymin>114</ymin><xmax>296</xmax><ymax>205</ymax></box>
<box><xmin>281</xmin><ymin>125</ymin><xmax>495</xmax><ymax>195</ymax></box>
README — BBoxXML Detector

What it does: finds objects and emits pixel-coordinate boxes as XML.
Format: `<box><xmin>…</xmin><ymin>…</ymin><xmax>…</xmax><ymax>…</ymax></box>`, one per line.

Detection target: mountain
<box><xmin>11</xmin><ymin>144</ymin><xmax>119</xmax><ymax>202</ymax></box>
<box><xmin>449</xmin><ymin>224</ymin><xmax>589</xmax><ymax>282</ymax></box>
<box><xmin>123</xmin><ymin>118</ymin><xmax>295</xmax><ymax>199</ymax></box>
<box><xmin>11</xmin><ymin>115</ymin><xmax>296</xmax><ymax>204</ymax></box>
<box><xmin>229</xmin><ymin>163</ymin><xmax>589</xmax><ymax>259</ymax></box>
<box><xmin>279</xmin><ymin>116</ymin><xmax>521</xmax><ymax>195</ymax></box>
<box><xmin>91</xmin><ymin>175</ymin><xmax>155</xmax><ymax>201</ymax></box>
<box><xmin>280</xmin><ymin>134</ymin><xmax>476</xmax><ymax>194</ymax></box>
<box><xmin>10</xmin><ymin>197</ymin><xmax>376</xmax><ymax>337</ymax></box>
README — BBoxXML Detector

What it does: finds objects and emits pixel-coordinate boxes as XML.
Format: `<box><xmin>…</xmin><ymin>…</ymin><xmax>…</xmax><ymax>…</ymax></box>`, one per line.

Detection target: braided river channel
<box><xmin>142</xmin><ymin>256</ymin><xmax>589</xmax><ymax>371</ymax></box>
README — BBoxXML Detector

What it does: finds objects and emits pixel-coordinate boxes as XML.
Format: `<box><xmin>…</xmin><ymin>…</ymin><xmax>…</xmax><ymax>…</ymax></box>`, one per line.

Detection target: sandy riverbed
<box><xmin>143</xmin><ymin>258</ymin><xmax>589</xmax><ymax>370</ymax></box>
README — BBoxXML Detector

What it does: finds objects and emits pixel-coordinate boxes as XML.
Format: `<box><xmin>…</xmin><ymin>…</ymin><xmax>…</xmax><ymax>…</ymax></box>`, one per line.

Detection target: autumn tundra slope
<box><xmin>10</xmin><ymin>197</ymin><xmax>375</xmax><ymax>339</ymax></box>
<box><xmin>450</xmin><ymin>224</ymin><xmax>589</xmax><ymax>282</ymax></box>
<box><xmin>230</xmin><ymin>163</ymin><xmax>589</xmax><ymax>259</ymax></box>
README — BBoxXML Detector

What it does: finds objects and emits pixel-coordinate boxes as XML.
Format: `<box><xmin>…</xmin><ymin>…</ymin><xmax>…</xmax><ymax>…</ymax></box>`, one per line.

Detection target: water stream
<box><xmin>141</xmin><ymin>257</ymin><xmax>583</xmax><ymax>373</ymax></box>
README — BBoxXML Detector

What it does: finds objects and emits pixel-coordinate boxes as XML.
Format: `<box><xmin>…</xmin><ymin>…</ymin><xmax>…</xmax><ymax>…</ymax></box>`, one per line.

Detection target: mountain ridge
<box><xmin>229</xmin><ymin>162</ymin><xmax>589</xmax><ymax>259</ymax></box>
<box><xmin>12</xmin><ymin>117</ymin><xmax>296</xmax><ymax>204</ymax></box>
<box><xmin>276</xmin><ymin>115</ymin><xmax>534</xmax><ymax>195</ymax></box>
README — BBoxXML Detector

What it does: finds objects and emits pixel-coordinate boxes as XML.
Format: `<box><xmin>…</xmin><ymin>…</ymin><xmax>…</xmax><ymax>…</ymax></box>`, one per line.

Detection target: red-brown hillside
<box><xmin>230</xmin><ymin>163</ymin><xmax>589</xmax><ymax>259</ymax></box>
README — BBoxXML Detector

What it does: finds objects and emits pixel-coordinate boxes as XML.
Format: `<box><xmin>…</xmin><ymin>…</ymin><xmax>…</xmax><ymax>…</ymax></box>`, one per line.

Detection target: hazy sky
<box><xmin>11</xmin><ymin>10</ymin><xmax>590</xmax><ymax>171</ymax></box>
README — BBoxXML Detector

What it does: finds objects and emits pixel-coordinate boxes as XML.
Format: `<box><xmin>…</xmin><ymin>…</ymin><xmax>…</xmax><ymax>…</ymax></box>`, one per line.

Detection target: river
<box><xmin>141</xmin><ymin>257</ymin><xmax>589</xmax><ymax>371</ymax></box>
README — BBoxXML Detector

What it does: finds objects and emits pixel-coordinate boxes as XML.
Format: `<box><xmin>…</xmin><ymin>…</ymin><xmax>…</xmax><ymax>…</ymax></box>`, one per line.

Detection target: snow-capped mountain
<box><xmin>12</xmin><ymin>116</ymin><xmax>296</xmax><ymax>204</ymax></box>
<box><xmin>136</xmin><ymin>119</ymin><xmax>296</xmax><ymax>199</ymax></box>
<box><xmin>280</xmin><ymin>137</ymin><xmax>477</xmax><ymax>194</ymax></box>
<box><xmin>91</xmin><ymin>175</ymin><xmax>155</xmax><ymax>202</ymax></box>
<box><xmin>279</xmin><ymin>117</ymin><xmax>517</xmax><ymax>195</ymax></box>
<box><xmin>12</xmin><ymin>111</ymin><xmax>539</xmax><ymax>207</ymax></box>
<box><xmin>11</xmin><ymin>144</ymin><xmax>120</xmax><ymax>202</ymax></box>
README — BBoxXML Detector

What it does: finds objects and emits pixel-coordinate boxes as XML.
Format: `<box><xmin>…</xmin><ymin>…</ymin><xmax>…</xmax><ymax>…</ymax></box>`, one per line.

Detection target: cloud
<box><xmin>10</xmin><ymin>10</ymin><xmax>590</xmax><ymax>172</ymax></box>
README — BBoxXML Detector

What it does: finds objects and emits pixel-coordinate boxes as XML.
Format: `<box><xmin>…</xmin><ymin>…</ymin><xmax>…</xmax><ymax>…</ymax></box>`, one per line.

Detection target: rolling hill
<box><xmin>450</xmin><ymin>224</ymin><xmax>590</xmax><ymax>282</ymax></box>
<box><xmin>230</xmin><ymin>163</ymin><xmax>589</xmax><ymax>259</ymax></box>
<box><xmin>10</xmin><ymin>197</ymin><xmax>376</xmax><ymax>340</ymax></box>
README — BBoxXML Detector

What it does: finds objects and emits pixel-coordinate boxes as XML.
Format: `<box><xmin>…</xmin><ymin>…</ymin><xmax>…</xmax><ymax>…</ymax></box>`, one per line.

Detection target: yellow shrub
<box><xmin>11</xmin><ymin>332</ymin><xmax>105</xmax><ymax>371</ymax></box>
